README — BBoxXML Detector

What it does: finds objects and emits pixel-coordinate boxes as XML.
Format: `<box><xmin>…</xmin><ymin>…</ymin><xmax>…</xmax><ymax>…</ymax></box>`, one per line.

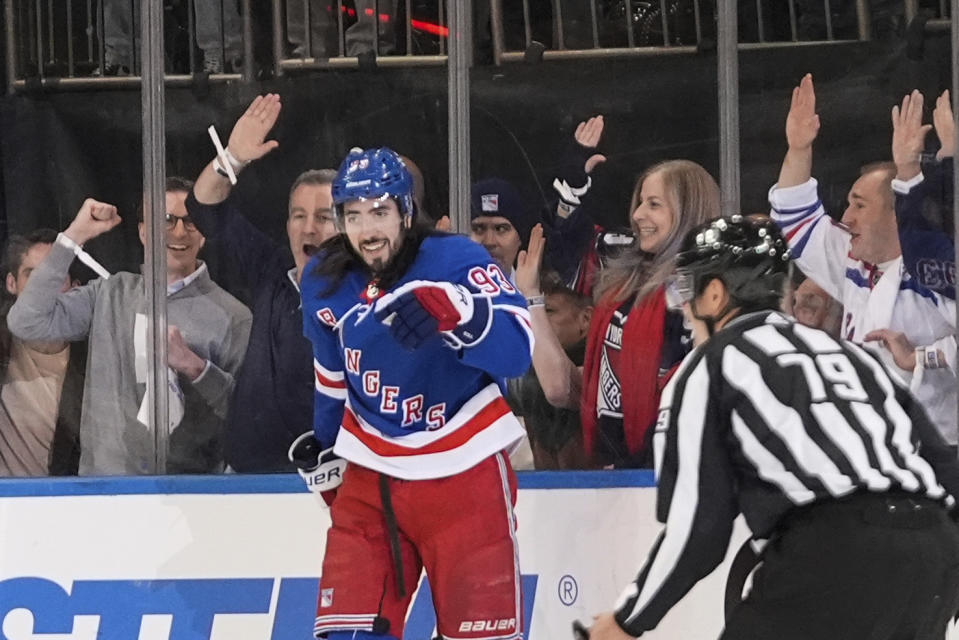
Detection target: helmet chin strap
<box><xmin>689</xmin><ymin>296</ymin><xmax>736</xmax><ymax>338</ymax></box>
<box><xmin>689</xmin><ymin>298</ymin><xmax>718</xmax><ymax>338</ymax></box>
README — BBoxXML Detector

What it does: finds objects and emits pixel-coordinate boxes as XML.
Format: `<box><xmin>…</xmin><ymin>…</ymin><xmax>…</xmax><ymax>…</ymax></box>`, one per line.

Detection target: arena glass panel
<box><xmin>0</xmin><ymin>1</ymin><xmax>158</xmax><ymax>477</ymax></box>
<box><xmin>155</xmin><ymin>0</ymin><xmax>452</xmax><ymax>476</ymax></box>
<box><xmin>745</xmin><ymin>0</ymin><xmax>958</xmax><ymax>444</ymax></box>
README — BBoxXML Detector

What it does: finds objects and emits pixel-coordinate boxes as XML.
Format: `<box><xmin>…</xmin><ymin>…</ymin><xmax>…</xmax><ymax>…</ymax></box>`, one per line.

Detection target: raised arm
<box><xmin>7</xmin><ymin>199</ymin><xmax>119</xmax><ymax>342</ymax></box>
<box><xmin>553</xmin><ymin>115</ymin><xmax>607</xmax><ymax>218</ymax></box>
<box><xmin>515</xmin><ymin>224</ymin><xmax>583</xmax><ymax>409</ymax></box>
<box><xmin>193</xmin><ymin>93</ymin><xmax>282</xmax><ymax>205</ymax></box>
<box><xmin>547</xmin><ymin>116</ymin><xmax>608</xmax><ymax>284</ymax></box>
<box><xmin>777</xmin><ymin>74</ymin><xmax>821</xmax><ymax>189</ymax></box>
<box><xmin>189</xmin><ymin>94</ymin><xmax>286</xmax><ymax>293</ymax></box>
<box><xmin>893</xmin><ymin>90</ymin><xmax>956</xmax><ymax>300</ymax></box>
<box><xmin>769</xmin><ymin>75</ymin><xmax>849</xmax><ymax>299</ymax></box>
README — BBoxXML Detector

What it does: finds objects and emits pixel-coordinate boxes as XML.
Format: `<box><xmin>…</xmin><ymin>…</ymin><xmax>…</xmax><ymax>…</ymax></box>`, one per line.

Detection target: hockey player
<box><xmin>588</xmin><ymin>215</ymin><xmax>959</xmax><ymax>640</ymax></box>
<box><xmin>291</xmin><ymin>147</ymin><xmax>533</xmax><ymax>640</ymax></box>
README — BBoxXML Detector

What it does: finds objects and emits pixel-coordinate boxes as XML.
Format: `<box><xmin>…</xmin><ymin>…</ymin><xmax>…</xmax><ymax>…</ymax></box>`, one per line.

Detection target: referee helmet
<box><xmin>669</xmin><ymin>214</ymin><xmax>791</xmax><ymax>312</ymax></box>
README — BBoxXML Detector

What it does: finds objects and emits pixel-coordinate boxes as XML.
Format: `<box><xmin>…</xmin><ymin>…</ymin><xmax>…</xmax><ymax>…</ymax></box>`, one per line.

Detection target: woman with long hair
<box><xmin>516</xmin><ymin>159</ymin><xmax>720</xmax><ymax>467</ymax></box>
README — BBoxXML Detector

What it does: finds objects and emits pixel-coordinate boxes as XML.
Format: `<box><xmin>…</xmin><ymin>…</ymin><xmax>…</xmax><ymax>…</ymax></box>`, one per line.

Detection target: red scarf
<box><xmin>580</xmin><ymin>286</ymin><xmax>666</xmax><ymax>464</ymax></box>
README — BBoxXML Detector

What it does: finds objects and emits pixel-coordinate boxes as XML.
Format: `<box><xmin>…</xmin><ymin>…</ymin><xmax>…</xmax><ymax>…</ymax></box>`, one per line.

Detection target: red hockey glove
<box><xmin>288</xmin><ymin>431</ymin><xmax>346</xmax><ymax>507</ymax></box>
<box><xmin>373</xmin><ymin>280</ymin><xmax>493</xmax><ymax>350</ymax></box>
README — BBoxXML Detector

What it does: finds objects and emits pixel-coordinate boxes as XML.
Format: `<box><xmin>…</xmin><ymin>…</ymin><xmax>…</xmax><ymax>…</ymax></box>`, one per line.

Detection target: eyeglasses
<box><xmin>665</xmin><ymin>272</ymin><xmax>696</xmax><ymax>310</ymax></box>
<box><xmin>165</xmin><ymin>213</ymin><xmax>197</xmax><ymax>232</ymax></box>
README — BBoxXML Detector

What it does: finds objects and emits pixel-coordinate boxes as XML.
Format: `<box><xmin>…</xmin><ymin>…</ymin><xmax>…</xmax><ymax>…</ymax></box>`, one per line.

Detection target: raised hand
<box><xmin>933</xmin><ymin>90</ymin><xmax>954</xmax><ymax>160</ymax></box>
<box><xmin>515</xmin><ymin>223</ymin><xmax>545</xmax><ymax>297</ymax></box>
<box><xmin>574</xmin><ymin>115</ymin><xmax>607</xmax><ymax>173</ymax></box>
<box><xmin>785</xmin><ymin>74</ymin><xmax>821</xmax><ymax>151</ymax></box>
<box><xmin>556</xmin><ymin>117</ymin><xmax>607</xmax><ymax>214</ymax></box>
<box><xmin>227</xmin><ymin>93</ymin><xmax>282</xmax><ymax>164</ymax></box>
<box><xmin>891</xmin><ymin>90</ymin><xmax>932</xmax><ymax>180</ymax></box>
<box><xmin>63</xmin><ymin>198</ymin><xmax>121</xmax><ymax>245</ymax></box>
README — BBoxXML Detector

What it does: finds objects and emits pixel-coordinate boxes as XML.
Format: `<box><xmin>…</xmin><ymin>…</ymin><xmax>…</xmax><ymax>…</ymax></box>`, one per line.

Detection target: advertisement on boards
<box><xmin>0</xmin><ymin>477</ymin><xmax>746</xmax><ymax>640</ymax></box>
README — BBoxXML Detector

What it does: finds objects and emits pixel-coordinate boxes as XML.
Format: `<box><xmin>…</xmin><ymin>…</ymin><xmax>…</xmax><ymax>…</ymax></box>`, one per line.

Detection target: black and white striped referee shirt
<box><xmin>614</xmin><ymin>310</ymin><xmax>959</xmax><ymax>637</ymax></box>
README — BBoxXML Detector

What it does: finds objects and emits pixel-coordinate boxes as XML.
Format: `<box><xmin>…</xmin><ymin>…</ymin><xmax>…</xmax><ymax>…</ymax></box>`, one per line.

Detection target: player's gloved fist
<box><xmin>373</xmin><ymin>280</ymin><xmax>493</xmax><ymax>350</ymax></box>
<box><xmin>288</xmin><ymin>431</ymin><xmax>346</xmax><ymax>507</ymax></box>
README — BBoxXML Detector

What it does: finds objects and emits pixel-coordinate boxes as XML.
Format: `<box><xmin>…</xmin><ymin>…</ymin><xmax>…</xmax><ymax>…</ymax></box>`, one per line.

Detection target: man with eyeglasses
<box><xmin>7</xmin><ymin>177</ymin><xmax>252</xmax><ymax>475</ymax></box>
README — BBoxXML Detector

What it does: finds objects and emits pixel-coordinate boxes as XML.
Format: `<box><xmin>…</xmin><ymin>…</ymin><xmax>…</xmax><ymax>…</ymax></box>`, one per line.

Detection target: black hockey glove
<box><xmin>553</xmin><ymin>141</ymin><xmax>596</xmax><ymax>211</ymax></box>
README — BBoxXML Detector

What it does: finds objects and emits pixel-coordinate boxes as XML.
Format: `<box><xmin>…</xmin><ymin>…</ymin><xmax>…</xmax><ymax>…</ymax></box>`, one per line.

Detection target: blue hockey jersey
<box><xmin>892</xmin><ymin>159</ymin><xmax>955</xmax><ymax>300</ymax></box>
<box><xmin>300</xmin><ymin>234</ymin><xmax>533</xmax><ymax>479</ymax></box>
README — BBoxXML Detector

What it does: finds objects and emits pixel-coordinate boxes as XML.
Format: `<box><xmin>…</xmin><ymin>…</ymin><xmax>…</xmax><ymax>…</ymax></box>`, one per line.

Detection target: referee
<box><xmin>588</xmin><ymin>215</ymin><xmax>959</xmax><ymax>640</ymax></box>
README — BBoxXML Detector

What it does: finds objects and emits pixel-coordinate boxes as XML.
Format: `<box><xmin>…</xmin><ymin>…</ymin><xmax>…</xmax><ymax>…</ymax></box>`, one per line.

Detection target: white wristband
<box><xmin>56</xmin><ymin>232</ymin><xmax>111</xmax><ymax>279</ymax></box>
<box><xmin>56</xmin><ymin>232</ymin><xmax>82</xmax><ymax>255</ymax></box>
<box><xmin>207</xmin><ymin>125</ymin><xmax>244</xmax><ymax>185</ymax></box>
<box><xmin>916</xmin><ymin>346</ymin><xmax>947</xmax><ymax>370</ymax></box>
<box><xmin>223</xmin><ymin>148</ymin><xmax>248</xmax><ymax>172</ymax></box>
<box><xmin>212</xmin><ymin>157</ymin><xmax>231</xmax><ymax>179</ymax></box>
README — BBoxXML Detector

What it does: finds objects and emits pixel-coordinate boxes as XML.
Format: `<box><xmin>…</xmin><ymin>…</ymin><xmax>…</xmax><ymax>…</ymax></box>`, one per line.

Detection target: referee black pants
<box><xmin>722</xmin><ymin>492</ymin><xmax>959</xmax><ymax>640</ymax></box>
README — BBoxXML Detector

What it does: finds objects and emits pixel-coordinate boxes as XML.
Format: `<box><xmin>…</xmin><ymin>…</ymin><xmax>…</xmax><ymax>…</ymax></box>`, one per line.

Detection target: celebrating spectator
<box><xmin>768</xmin><ymin>74</ymin><xmax>957</xmax><ymax>444</ymax></box>
<box><xmin>0</xmin><ymin>230</ymin><xmax>86</xmax><ymax>476</ymax></box>
<box><xmin>7</xmin><ymin>181</ymin><xmax>252</xmax><ymax>474</ymax></box>
<box><xmin>509</xmin><ymin>237</ymin><xmax>592</xmax><ymax>470</ymax></box>
<box><xmin>516</xmin><ymin>160</ymin><xmax>719</xmax><ymax>468</ymax></box>
<box><xmin>469</xmin><ymin>178</ymin><xmax>538</xmax><ymax>276</ymax></box>
<box><xmin>188</xmin><ymin>93</ymin><xmax>340</xmax><ymax>472</ymax></box>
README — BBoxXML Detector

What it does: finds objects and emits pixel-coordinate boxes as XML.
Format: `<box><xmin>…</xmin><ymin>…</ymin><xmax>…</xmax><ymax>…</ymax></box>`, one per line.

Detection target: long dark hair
<box><xmin>311</xmin><ymin>221</ymin><xmax>444</xmax><ymax>297</ymax></box>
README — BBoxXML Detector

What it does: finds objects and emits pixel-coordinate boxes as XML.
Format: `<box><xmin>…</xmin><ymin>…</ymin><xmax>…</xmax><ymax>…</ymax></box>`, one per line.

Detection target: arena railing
<box><xmin>489</xmin><ymin>0</ymin><xmax>884</xmax><ymax>65</ymax></box>
<box><xmin>920</xmin><ymin>0</ymin><xmax>952</xmax><ymax>32</ymax></box>
<box><xmin>272</xmin><ymin>0</ymin><xmax>449</xmax><ymax>74</ymax></box>
<box><xmin>5</xmin><ymin>0</ymin><xmax>255</xmax><ymax>93</ymax></box>
<box><xmin>4</xmin><ymin>0</ymin><xmax>450</xmax><ymax>92</ymax></box>
<box><xmin>6</xmin><ymin>1</ymin><xmax>945</xmax><ymax>92</ymax></box>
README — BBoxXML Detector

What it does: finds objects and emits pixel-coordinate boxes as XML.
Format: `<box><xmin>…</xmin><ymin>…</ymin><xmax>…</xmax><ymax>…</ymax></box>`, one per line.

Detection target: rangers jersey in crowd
<box><xmin>769</xmin><ymin>178</ymin><xmax>958</xmax><ymax>444</ymax></box>
<box><xmin>300</xmin><ymin>233</ymin><xmax>533</xmax><ymax>480</ymax></box>
<box><xmin>614</xmin><ymin>310</ymin><xmax>959</xmax><ymax>637</ymax></box>
<box><xmin>892</xmin><ymin>160</ymin><xmax>955</xmax><ymax>301</ymax></box>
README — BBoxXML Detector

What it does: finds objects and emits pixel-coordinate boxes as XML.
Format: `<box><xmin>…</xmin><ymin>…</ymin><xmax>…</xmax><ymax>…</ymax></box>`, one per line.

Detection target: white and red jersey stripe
<box><xmin>314</xmin><ymin>358</ymin><xmax>346</xmax><ymax>400</ymax></box>
<box><xmin>334</xmin><ymin>383</ymin><xmax>525</xmax><ymax>479</ymax></box>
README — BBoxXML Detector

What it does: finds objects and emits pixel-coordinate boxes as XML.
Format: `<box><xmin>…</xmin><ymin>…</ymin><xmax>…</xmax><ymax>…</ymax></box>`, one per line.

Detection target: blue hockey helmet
<box><xmin>332</xmin><ymin>147</ymin><xmax>415</xmax><ymax>228</ymax></box>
